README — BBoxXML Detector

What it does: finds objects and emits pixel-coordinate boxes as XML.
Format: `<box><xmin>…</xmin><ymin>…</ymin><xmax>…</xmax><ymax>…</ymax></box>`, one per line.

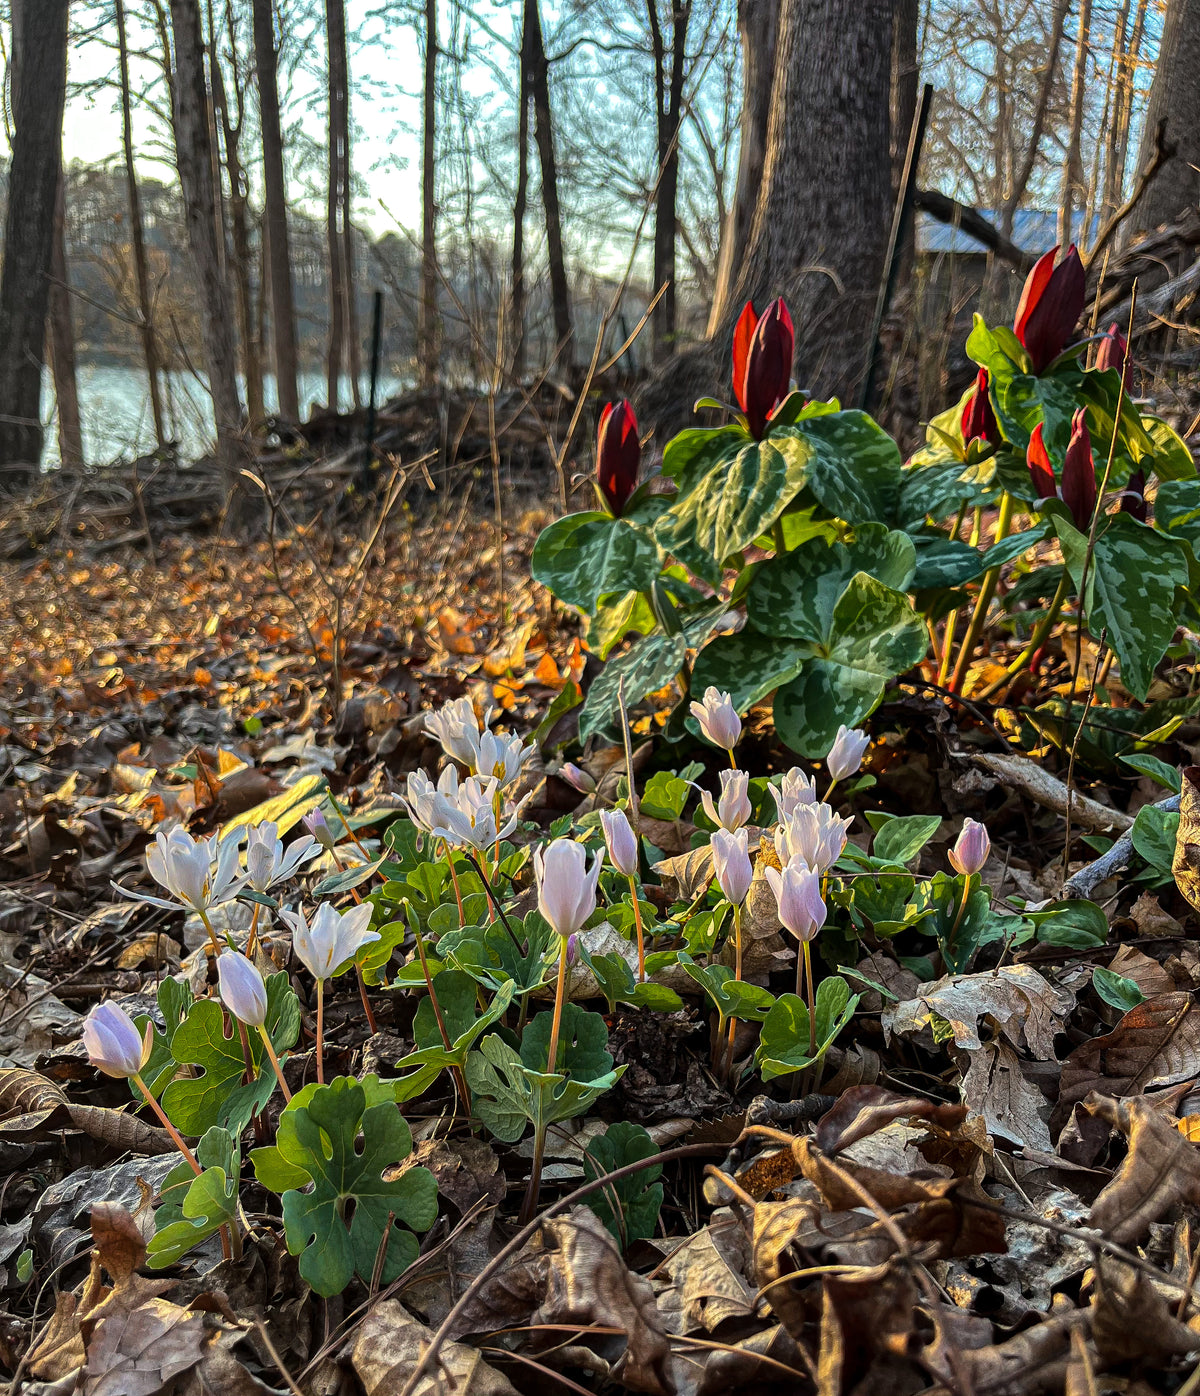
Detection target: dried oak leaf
<box><xmin>350</xmin><ymin>1298</ymin><xmax>517</xmax><ymax>1396</ymax></box>
<box><xmin>923</xmin><ymin>1295</ymin><xmax>1089</xmax><ymax>1396</ymax></box>
<box><xmin>1172</xmin><ymin>765</ymin><xmax>1200</xmax><ymax>914</ymax></box>
<box><xmin>534</xmin><ymin>1207</ymin><xmax>673</xmax><ymax>1395</ymax></box>
<box><xmin>1090</xmin><ymin>1257</ymin><xmax>1200</xmax><ymax>1363</ymax></box>
<box><xmin>85</xmin><ymin>1294</ymin><xmax>205</xmax><ymax>1396</ymax></box>
<box><xmin>1085</xmin><ymin>1093</ymin><xmax>1200</xmax><ymax>1243</ymax></box>
<box><xmin>814</xmin><ymin>1084</ymin><xmax>969</xmax><ymax>1154</ymax></box>
<box><xmin>659</xmin><ymin>1218</ymin><xmax>757</xmax><ymax>1335</ymax></box>
<box><xmin>960</xmin><ymin>1039</ymin><xmax>1054</xmax><ymax>1152</ymax></box>
<box><xmin>1104</xmin><ymin>944</ymin><xmax>1175</xmax><ymax>999</ymax></box>
<box><xmin>1053</xmin><ymin>991</ymin><xmax>1200</xmax><ymax>1134</ymax></box>
<box><xmin>0</xmin><ymin>1067</ymin><xmax>176</xmax><ymax>1154</ymax></box>
<box><xmin>816</xmin><ymin>1260</ymin><xmax>920</xmax><ymax>1396</ymax></box>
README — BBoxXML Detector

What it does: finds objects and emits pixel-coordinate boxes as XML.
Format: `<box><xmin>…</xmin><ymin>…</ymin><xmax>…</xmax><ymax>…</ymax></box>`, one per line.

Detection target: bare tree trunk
<box><xmin>168</xmin><ymin>0</ymin><xmax>244</xmax><ymax>491</ymax></box>
<box><xmin>0</xmin><ymin>0</ymin><xmax>68</xmax><ymax>475</ymax></box>
<box><xmin>116</xmin><ymin>0</ymin><xmax>166</xmax><ymax>451</ymax></box>
<box><xmin>526</xmin><ymin>0</ymin><xmax>572</xmax><ymax>368</ymax></box>
<box><xmin>1106</xmin><ymin>0</ymin><xmax>1148</xmax><ymax>221</ymax></box>
<box><xmin>252</xmin><ymin>0</ymin><xmax>299</xmax><ymax>421</ymax></box>
<box><xmin>719</xmin><ymin>0</ymin><xmax>895</xmax><ymax>400</ymax></box>
<box><xmin>511</xmin><ymin>10</ymin><xmax>531</xmax><ymax>379</ymax></box>
<box><xmin>1058</xmin><ymin>0</ymin><xmax>1093</xmax><ymax>250</ymax></box>
<box><xmin>419</xmin><ymin>0</ymin><xmax>439</xmax><ymax>386</ymax></box>
<box><xmin>1132</xmin><ymin>0</ymin><xmax>1200</xmax><ymax>238</ymax></box>
<box><xmin>648</xmin><ymin>1</ymin><xmax>691</xmax><ymax>361</ymax></box>
<box><xmin>211</xmin><ymin>0</ymin><xmax>265</xmax><ymax>431</ymax></box>
<box><xmin>326</xmin><ymin>0</ymin><xmax>347</xmax><ymax>409</ymax></box>
<box><xmin>707</xmin><ymin>0</ymin><xmax>779</xmax><ymax>335</ymax></box>
<box><xmin>339</xmin><ymin>61</ymin><xmax>362</xmax><ymax>409</ymax></box>
<box><xmin>47</xmin><ymin>178</ymin><xmax>82</xmax><ymax>467</ymax></box>
<box><xmin>890</xmin><ymin>0</ymin><xmax>919</xmax><ymax>278</ymax></box>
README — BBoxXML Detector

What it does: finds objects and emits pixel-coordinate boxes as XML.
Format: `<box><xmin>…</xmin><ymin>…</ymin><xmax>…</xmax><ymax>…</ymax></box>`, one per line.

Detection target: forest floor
<box><xmin>1</xmin><ymin>500</ymin><xmax>1200</xmax><ymax>1396</ymax></box>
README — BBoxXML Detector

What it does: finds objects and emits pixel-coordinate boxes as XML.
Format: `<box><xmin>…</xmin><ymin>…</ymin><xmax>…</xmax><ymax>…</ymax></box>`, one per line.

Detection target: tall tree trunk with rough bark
<box><xmin>511</xmin><ymin>8</ymin><xmax>531</xmax><ymax>378</ymax></box>
<box><xmin>719</xmin><ymin>0</ymin><xmax>896</xmax><ymax>400</ymax></box>
<box><xmin>707</xmin><ymin>0</ymin><xmax>779</xmax><ymax>335</ymax></box>
<box><xmin>47</xmin><ymin>174</ymin><xmax>82</xmax><ymax>466</ymax></box>
<box><xmin>326</xmin><ymin>0</ymin><xmax>348</xmax><ymax>408</ymax></box>
<box><xmin>1132</xmin><ymin>0</ymin><xmax>1200</xmax><ymax>238</ymax></box>
<box><xmin>340</xmin><ymin>65</ymin><xmax>361</xmax><ymax>409</ymax></box>
<box><xmin>168</xmin><ymin>0</ymin><xmax>244</xmax><ymax>492</ymax></box>
<box><xmin>0</xmin><ymin>0</ymin><xmax>69</xmax><ymax>474</ymax></box>
<box><xmin>252</xmin><ymin>0</ymin><xmax>299</xmax><ymax>421</ymax></box>
<box><xmin>419</xmin><ymin>0</ymin><xmax>439</xmax><ymax>385</ymax></box>
<box><xmin>117</xmin><ymin>0</ymin><xmax>166</xmax><ymax>450</ymax></box>
<box><xmin>526</xmin><ymin>0</ymin><xmax>572</xmax><ymax>368</ymax></box>
<box><xmin>649</xmin><ymin>0</ymin><xmax>691</xmax><ymax>361</ymax></box>
<box><xmin>1057</xmin><ymin>0</ymin><xmax>1092</xmax><ymax>250</ymax></box>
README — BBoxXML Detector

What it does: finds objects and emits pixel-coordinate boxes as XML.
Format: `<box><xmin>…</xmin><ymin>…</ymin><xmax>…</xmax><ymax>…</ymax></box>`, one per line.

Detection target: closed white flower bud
<box><xmin>82</xmin><ymin>1001</ymin><xmax>152</xmax><ymax>1079</ymax></box>
<box><xmin>217</xmin><ymin>951</ymin><xmax>269</xmax><ymax>1027</ymax></box>
<box><xmin>600</xmin><ymin>808</ymin><xmax>639</xmax><ymax>877</ymax></box>
<box><xmin>534</xmin><ymin>837</ymin><xmax>604</xmax><ymax>938</ymax></box>
<box><xmin>764</xmin><ymin>858</ymin><xmax>826</xmax><ymax>942</ymax></box>
<box><xmin>689</xmin><ymin>687</ymin><xmax>742</xmax><ymax>753</ymax></box>
<box><xmin>711</xmin><ymin>827</ymin><xmax>753</xmax><ymax>907</ymax></box>
<box><xmin>826</xmin><ymin>725</ymin><xmax>870</xmax><ymax>781</ymax></box>
<box><xmin>700</xmin><ymin>769</ymin><xmax>752</xmax><ymax>831</ymax></box>
<box><xmin>949</xmin><ymin>818</ymin><xmax>991</xmax><ymax>876</ymax></box>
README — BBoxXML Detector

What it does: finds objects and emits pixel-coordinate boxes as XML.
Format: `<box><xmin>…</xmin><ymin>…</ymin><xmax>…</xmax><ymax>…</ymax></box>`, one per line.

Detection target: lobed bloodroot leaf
<box><xmin>146</xmin><ymin>1126</ymin><xmax>239</xmax><ymax>1269</ymax></box>
<box><xmin>582</xmin><ymin>1122</ymin><xmax>663</xmax><ymax>1247</ymax></box>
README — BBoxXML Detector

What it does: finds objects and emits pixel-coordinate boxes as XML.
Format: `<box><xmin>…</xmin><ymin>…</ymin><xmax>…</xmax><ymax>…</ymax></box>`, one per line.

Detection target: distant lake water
<box><xmin>39</xmin><ymin>364</ymin><xmax>406</xmax><ymax>465</ymax></box>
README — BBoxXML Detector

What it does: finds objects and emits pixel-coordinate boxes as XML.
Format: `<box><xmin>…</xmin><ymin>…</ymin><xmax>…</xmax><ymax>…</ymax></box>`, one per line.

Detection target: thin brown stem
<box><xmin>246</xmin><ymin>902</ymin><xmax>262</xmax><ymax>958</ymax></box>
<box><xmin>628</xmin><ymin>874</ymin><xmax>646</xmax><ymax>981</ymax></box>
<box><xmin>315</xmin><ymin>979</ymin><xmax>325</xmax><ymax>1085</ymax></box>
<box><xmin>257</xmin><ymin>1023</ymin><xmax>293</xmax><ymax>1102</ymax></box>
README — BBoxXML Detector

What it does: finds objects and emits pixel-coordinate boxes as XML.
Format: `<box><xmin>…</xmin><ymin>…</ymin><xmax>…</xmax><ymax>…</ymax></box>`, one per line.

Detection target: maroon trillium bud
<box><xmin>732</xmin><ymin>297</ymin><xmax>794</xmax><ymax>439</ymax></box>
<box><xmin>961</xmin><ymin>366</ymin><xmax>1000</xmax><ymax>448</ymax></box>
<box><xmin>1014</xmin><ymin>244</ymin><xmax>1086</xmax><ymax>374</ymax></box>
<box><xmin>1096</xmin><ymin>323</ymin><xmax>1130</xmax><ymax>393</ymax></box>
<box><xmin>1120</xmin><ymin>469</ymin><xmax>1147</xmax><ymax>522</ymax></box>
<box><xmin>1060</xmin><ymin>408</ymin><xmax>1097</xmax><ymax>531</ymax></box>
<box><xmin>596</xmin><ymin>399</ymin><xmax>640</xmax><ymax>517</ymax></box>
<box><xmin>1026</xmin><ymin>423</ymin><xmax>1057</xmax><ymax>502</ymax></box>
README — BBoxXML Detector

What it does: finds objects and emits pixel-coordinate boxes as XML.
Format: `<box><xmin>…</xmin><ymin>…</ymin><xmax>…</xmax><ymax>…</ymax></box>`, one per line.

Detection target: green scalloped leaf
<box><xmin>147</xmin><ymin>1126</ymin><xmax>239</xmax><ymax>1269</ymax></box>
<box><xmin>532</xmin><ymin>512</ymin><xmax>661</xmax><ymax>615</ymax></box>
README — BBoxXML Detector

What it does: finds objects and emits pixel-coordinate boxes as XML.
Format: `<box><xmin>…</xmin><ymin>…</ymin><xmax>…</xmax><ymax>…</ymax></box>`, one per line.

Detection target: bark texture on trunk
<box><xmin>649</xmin><ymin>0</ymin><xmax>691</xmax><ymax>361</ymax></box>
<box><xmin>511</xmin><ymin>9</ymin><xmax>531</xmax><ymax>379</ymax></box>
<box><xmin>326</xmin><ymin>0</ymin><xmax>348</xmax><ymax>408</ymax></box>
<box><xmin>169</xmin><ymin>0</ymin><xmax>244</xmax><ymax>490</ymax></box>
<box><xmin>707</xmin><ymin>0</ymin><xmax>779</xmax><ymax>335</ymax></box>
<box><xmin>0</xmin><ymin>0</ymin><xmax>69</xmax><ymax>474</ymax></box>
<box><xmin>419</xmin><ymin>0</ymin><xmax>439</xmax><ymax>386</ymax></box>
<box><xmin>47</xmin><ymin>174</ymin><xmax>83</xmax><ymax>466</ymax></box>
<box><xmin>252</xmin><ymin>0</ymin><xmax>299</xmax><ymax>421</ymax></box>
<box><xmin>719</xmin><ymin>0</ymin><xmax>896</xmax><ymax>400</ymax></box>
<box><xmin>1134</xmin><ymin>0</ymin><xmax>1200</xmax><ymax>237</ymax></box>
<box><xmin>526</xmin><ymin>0</ymin><xmax>572</xmax><ymax>368</ymax></box>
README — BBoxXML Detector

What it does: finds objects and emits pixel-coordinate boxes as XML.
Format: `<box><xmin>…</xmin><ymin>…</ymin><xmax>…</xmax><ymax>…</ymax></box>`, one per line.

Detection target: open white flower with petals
<box><xmin>471</xmin><ymin>728</ymin><xmax>535</xmax><ymax>788</ymax></box>
<box><xmin>279</xmin><ymin>902</ymin><xmax>379</xmax><ymax>982</ymax></box>
<box><xmin>403</xmin><ymin>766</ymin><xmax>461</xmax><ymax>836</ymax></box>
<box><xmin>428</xmin><ymin>774</ymin><xmax>517</xmax><ymax>851</ymax></box>
<box><xmin>775</xmin><ymin>802</ymin><xmax>851</xmax><ymax>875</ymax></box>
<box><xmin>700</xmin><ymin>769</ymin><xmax>752</xmax><ymax>831</ymax></box>
<box><xmin>245</xmin><ymin>821</ymin><xmax>318</xmax><ymax>894</ymax></box>
<box><xmin>118</xmin><ymin>826</ymin><xmax>247</xmax><ymax>918</ymax></box>
<box><xmin>534</xmin><ymin>837</ymin><xmax>604</xmax><ymax>938</ymax></box>
<box><xmin>772</xmin><ymin>767</ymin><xmax>817</xmax><ymax>821</ymax></box>
<box><xmin>425</xmin><ymin>696</ymin><xmax>487</xmax><ymax>768</ymax></box>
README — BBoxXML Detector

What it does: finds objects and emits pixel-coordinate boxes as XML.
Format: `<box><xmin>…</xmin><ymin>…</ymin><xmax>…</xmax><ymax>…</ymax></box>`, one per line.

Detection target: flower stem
<box><xmin>257</xmin><ymin>1025</ymin><xmax>293</xmax><ymax>1102</ymax></box>
<box><xmin>975</xmin><ymin>573</ymin><xmax>1071</xmax><ymax>701</ymax></box>
<box><xmin>945</xmin><ymin>874</ymin><xmax>972</xmax><ymax>969</ymax></box>
<box><xmin>628</xmin><ymin>874</ymin><xmax>646</xmax><ymax>981</ymax></box>
<box><xmin>727</xmin><ymin>749</ymin><xmax>738</xmax><ymax>770</ymax></box>
<box><xmin>521</xmin><ymin>937</ymin><xmax>570</xmax><ymax>1225</ymax></box>
<box><xmin>802</xmin><ymin>941</ymin><xmax>817</xmax><ymax>1058</ymax></box>
<box><xmin>949</xmin><ymin>492</ymin><xmax>1014</xmax><ymax>694</ymax></box>
<box><xmin>135</xmin><ymin>1071</ymin><xmax>237</xmax><ymax>1260</ymax></box>
<box><xmin>354</xmin><ymin>961</ymin><xmax>379</xmax><ymax>1036</ymax></box>
<box><xmin>246</xmin><ymin>902</ymin><xmax>262</xmax><ymax>958</ymax></box>
<box><xmin>198</xmin><ymin>909</ymin><xmax>222</xmax><ymax>958</ymax></box>
<box><xmin>315</xmin><ymin>979</ymin><xmax>325</xmax><ymax>1085</ymax></box>
<box><xmin>444</xmin><ymin>843</ymin><xmax>465</xmax><ymax>923</ymax></box>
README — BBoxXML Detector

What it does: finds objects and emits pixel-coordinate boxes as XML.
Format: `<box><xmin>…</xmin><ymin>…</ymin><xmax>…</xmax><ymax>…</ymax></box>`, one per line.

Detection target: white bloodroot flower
<box><xmin>689</xmin><ymin>687</ymin><xmax>742</xmax><ymax>754</ymax></box>
<box><xmin>217</xmin><ymin>950</ymin><xmax>269</xmax><ymax>1028</ymax></box>
<box><xmin>402</xmin><ymin>766</ymin><xmax>461</xmax><ymax>836</ymax></box>
<box><xmin>425</xmin><ymin>696</ymin><xmax>487</xmax><ymax>768</ymax></box>
<box><xmin>711</xmin><ymin>827</ymin><xmax>753</xmax><ymax>907</ymax></box>
<box><xmin>764</xmin><ymin>858</ymin><xmax>827</xmax><ymax>942</ymax></box>
<box><xmin>278</xmin><ymin>902</ymin><xmax>380</xmax><ymax>982</ymax></box>
<box><xmin>118</xmin><ymin>826</ymin><xmax>247</xmax><ymax>917</ymax></box>
<box><xmin>772</xmin><ymin>767</ymin><xmax>817</xmax><ymax>821</ymax></box>
<box><xmin>82</xmin><ymin>1001</ymin><xmax>153</xmax><ymax>1079</ymax></box>
<box><xmin>825</xmin><ymin>725</ymin><xmax>870</xmax><ymax>782</ymax></box>
<box><xmin>428</xmin><ymin>775</ymin><xmax>517</xmax><ymax>851</ymax></box>
<box><xmin>775</xmin><ymin>802</ymin><xmax>852</xmax><ymax>875</ymax></box>
<box><xmin>245</xmin><ymin>821</ymin><xmax>319</xmax><ymax>893</ymax></box>
<box><xmin>534</xmin><ymin>838</ymin><xmax>604</xmax><ymax>938</ymax></box>
<box><xmin>471</xmin><ymin>727</ymin><xmax>535</xmax><ymax>788</ymax></box>
<box><xmin>700</xmin><ymin>769</ymin><xmax>752</xmax><ymax>831</ymax></box>
<box><xmin>600</xmin><ymin>808</ymin><xmax>639</xmax><ymax>877</ymax></box>
<box><xmin>949</xmin><ymin>818</ymin><xmax>991</xmax><ymax>876</ymax></box>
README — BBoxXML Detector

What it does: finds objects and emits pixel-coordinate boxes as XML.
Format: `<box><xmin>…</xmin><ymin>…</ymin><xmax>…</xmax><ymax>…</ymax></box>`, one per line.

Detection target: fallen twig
<box><xmin>1062</xmin><ymin>793</ymin><xmax>1180</xmax><ymax>900</ymax></box>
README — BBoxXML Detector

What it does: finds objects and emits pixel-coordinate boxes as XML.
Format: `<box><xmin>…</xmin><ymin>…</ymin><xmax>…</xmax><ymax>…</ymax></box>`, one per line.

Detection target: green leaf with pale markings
<box><xmin>1086</xmin><ymin>514</ymin><xmax>1189</xmax><ymax>701</ymax></box>
<box><xmin>772</xmin><ymin>573</ymin><xmax>926</xmax><ymax>756</ymax></box>
<box><xmin>531</xmin><ymin>512</ymin><xmax>661</xmax><ymax>615</ymax></box>
<box><xmin>690</xmin><ymin>631</ymin><xmax>810</xmax><ymax>712</ymax></box>
<box><xmin>579</xmin><ymin>631</ymin><xmax>687</xmax><ymax>742</ymax></box>
<box><xmin>1142</xmin><ymin>414</ymin><xmax>1197</xmax><ymax>480</ymax></box>
<box><xmin>747</xmin><ymin>524</ymin><xmax>915</xmax><ymax>641</ymax></box>
<box><xmin>661</xmin><ymin>424</ymin><xmax>749</xmax><ymax>489</ymax></box>
<box><xmin>780</xmin><ymin>410</ymin><xmax>904</xmax><ymax>524</ymax></box>
<box><xmin>656</xmin><ymin>434</ymin><xmax>812</xmax><ymax>574</ymax></box>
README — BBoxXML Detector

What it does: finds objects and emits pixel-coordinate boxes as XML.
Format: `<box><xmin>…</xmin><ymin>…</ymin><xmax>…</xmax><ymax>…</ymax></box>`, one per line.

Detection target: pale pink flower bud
<box><xmin>949</xmin><ymin>818</ymin><xmax>991</xmax><ymax>876</ymax></box>
<box><xmin>559</xmin><ymin>762</ymin><xmax>596</xmax><ymax>795</ymax></box>
<box><xmin>534</xmin><ymin>837</ymin><xmax>604</xmax><ymax>938</ymax></box>
<box><xmin>82</xmin><ymin>1001</ymin><xmax>153</xmax><ymax>1079</ymax></box>
<box><xmin>772</xmin><ymin>767</ymin><xmax>817</xmax><ymax>821</ymax></box>
<box><xmin>302</xmin><ymin>808</ymin><xmax>337</xmax><ymax>852</ymax></box>
<box><xmin>217</xmin><ymin>950</ymin><xmax>269</xmax><ymax>1028</ymax></box>
<box><xmin>700</xmin><ymin>769</ymin><xmax>752</xmax><ymax>831</ymax></box>
<box><xmin>763</xmin><ymin>858</ymin><xmax>826</xmax><ymax>942</ymax></box>
<box><xmin>600</xmin><ymin>808</ymin><xmax>639</xmax><ymax>877</ymax></box>
<box><xmin>689</xmin><ymin>687</ymin><xmax>742</xmax><ymax>753</ymax></box>
<box><xmin>826</xmin><ymin>725</ymin><xmax>870</xmax><ymax>781</ymax></box>
<box><xmin>711</xmin><ymin>827</ymin><xmax>753</xmax><ymax>907</ymax></box>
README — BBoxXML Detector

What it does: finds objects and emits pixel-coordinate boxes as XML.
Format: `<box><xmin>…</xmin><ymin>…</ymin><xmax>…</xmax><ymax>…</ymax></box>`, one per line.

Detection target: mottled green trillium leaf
<box><xmin>582</xmin><ymin>1122</ymin><xmax>663</xmax><ymax>1246</ymax></box>
<box><xmin>531</xmin><ymin>512</ymin><xmax>662</xmax><ymax>615</ymax></box>
<box><xmin>259</xmin><ymin>1075</ymin><xmax>437</xmax><ymax>1298</ymax></box>
<box><xmin>161</xmin><ymin>972</ymin><xmax>300</xmax><ymax>1136</ymax></box>
<box><xmin>146</xmin><ymin>1125</ymin><xmax>238</xmax><ymax>1269</ymax></box>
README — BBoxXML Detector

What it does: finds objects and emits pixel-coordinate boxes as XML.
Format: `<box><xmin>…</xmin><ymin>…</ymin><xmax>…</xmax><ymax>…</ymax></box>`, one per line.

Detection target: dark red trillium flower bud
<box><xmin>1120</xmin><ymin>469</ymin><xmax>1148</xmax><ymax>522</ymax></box>
<box><xmin>1060</xmin><ymin>408</ymin><xmax>1097</xmax><ymax>531</ymax></box>
<box><xmin>1014</xmin><ymin>244</ymin><xmax>1086</xmax><ymax>374</ymax></box>
<box><xmin>596</xmin><ymin>399</ymin><xmax>640</xmax><ymax>517</ymax></box>
<box><xmin>1096</xmin><ymin>322</ymin><xmax>1130</xmax><ymax>392</ymax></box>
<box><xmin>732</xmin><ymin>297</ymin><xmax>794</xmax><ymax>439</ymax></box>
<box><xmin>961</xmin><ymin>366</ymin><xmax>1000</xmax><ymax>448</ymax></box>
<box><xmin>1026</xmin><ymin>423</ymin><xmax>1057</xmax><ymax>502</ymax></box>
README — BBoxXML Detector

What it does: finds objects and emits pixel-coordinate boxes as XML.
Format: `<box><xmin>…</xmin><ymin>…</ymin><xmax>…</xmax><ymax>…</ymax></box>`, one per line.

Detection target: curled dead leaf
<box><xmin>1085</xmin><ymin>1093</ymin><xmax>1200</xmax><ymax>1243</ymax></box>
<box><xmin>1172</xmin><ymin>765</ymin><xmax>1200</xmax><ymax>914</ymax></box>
